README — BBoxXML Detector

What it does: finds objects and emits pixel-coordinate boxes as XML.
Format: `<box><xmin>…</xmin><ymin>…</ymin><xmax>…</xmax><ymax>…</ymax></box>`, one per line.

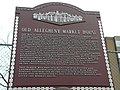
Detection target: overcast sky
<box><xmin>0</xmin><ymin>0</ymin><xmax>120</xmax><ymax>44</ymax></box>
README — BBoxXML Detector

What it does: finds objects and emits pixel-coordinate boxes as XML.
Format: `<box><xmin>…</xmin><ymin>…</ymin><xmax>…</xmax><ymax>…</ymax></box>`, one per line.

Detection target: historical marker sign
<box><xmin>8</xmin><ymin>2</ymin><xmax>114</xmax><ymax>90</ymax></box>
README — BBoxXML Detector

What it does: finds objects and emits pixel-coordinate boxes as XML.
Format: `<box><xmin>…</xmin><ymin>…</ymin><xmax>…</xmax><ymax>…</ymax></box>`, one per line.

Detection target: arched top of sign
<box><xmin>16</xmin><ymin>2</ymin><xmax>100</xmax><ymax>25</ymax></box>
<box><xmin>16</xmin><ymin>2</ymin><xmax>99</xmax><ymax>15</ymax></box>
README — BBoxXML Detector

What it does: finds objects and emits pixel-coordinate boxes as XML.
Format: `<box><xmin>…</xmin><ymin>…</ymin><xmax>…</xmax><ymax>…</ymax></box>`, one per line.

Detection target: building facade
<box><xmin>105</xmin><ymin>36</ymin><xmax>120</xmax><ymax>90</ymax></box>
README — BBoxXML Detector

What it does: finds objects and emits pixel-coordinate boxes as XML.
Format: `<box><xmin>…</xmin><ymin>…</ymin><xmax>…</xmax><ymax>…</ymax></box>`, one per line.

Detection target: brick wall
<box><xmin>105</xmin><ymin>37</ymin><xmax>120</xmax><ymax>90</ymax></box>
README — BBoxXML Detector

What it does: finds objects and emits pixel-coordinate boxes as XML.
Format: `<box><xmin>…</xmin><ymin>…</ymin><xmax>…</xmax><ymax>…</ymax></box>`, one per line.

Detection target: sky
<box><xmin>0</xmin><ymin>0</ymin><xmax>120</xmax><ymax>44</ymax></box>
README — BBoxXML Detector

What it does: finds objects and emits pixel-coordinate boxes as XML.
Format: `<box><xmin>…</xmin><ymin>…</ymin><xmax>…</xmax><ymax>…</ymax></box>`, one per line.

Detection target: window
<box><xmin>116</xmin><ymin>41</ymin><xmax>120</xmax><ymax>47</ymax></box>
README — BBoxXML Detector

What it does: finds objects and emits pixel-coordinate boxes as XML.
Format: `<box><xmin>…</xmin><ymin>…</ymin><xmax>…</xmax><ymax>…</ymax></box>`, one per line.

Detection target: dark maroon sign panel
<box><xmin>8</xmin><ymin>2</ymin><xmax>110</xmax><ymax>88</ymax></box>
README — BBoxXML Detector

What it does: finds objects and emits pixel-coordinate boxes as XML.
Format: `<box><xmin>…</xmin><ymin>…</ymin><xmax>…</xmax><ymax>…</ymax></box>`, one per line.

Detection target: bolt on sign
<box><xmin>8</xmin><ymin>2</ymin><xmax>114</xmax><ymax>90</ymax></box>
